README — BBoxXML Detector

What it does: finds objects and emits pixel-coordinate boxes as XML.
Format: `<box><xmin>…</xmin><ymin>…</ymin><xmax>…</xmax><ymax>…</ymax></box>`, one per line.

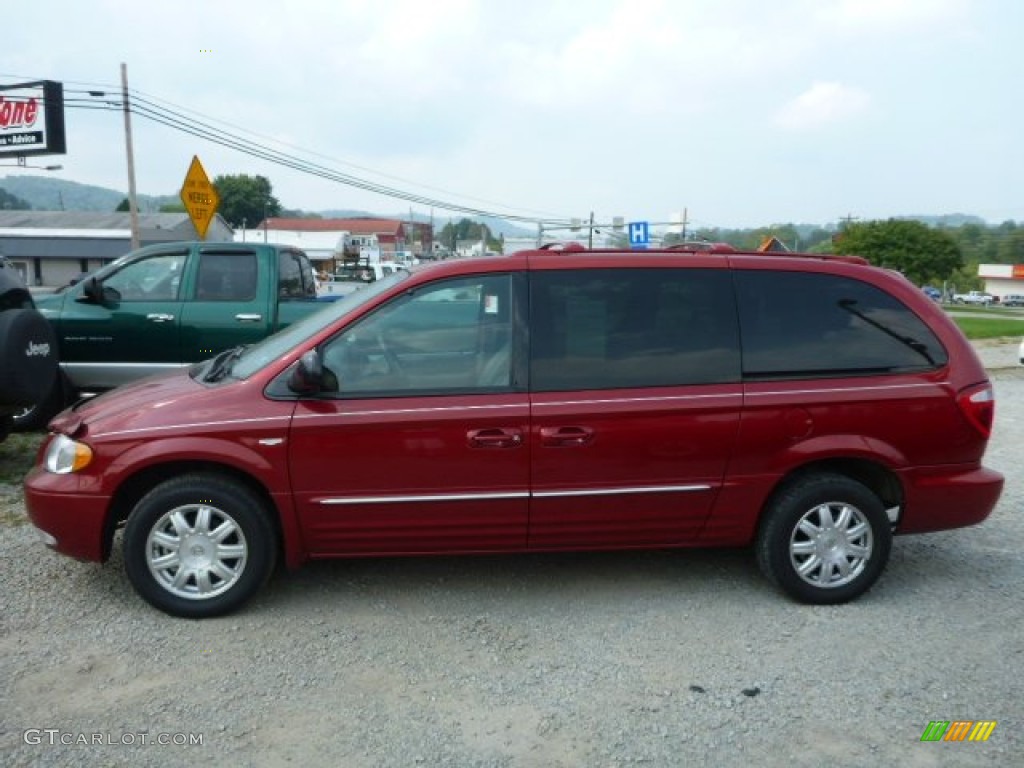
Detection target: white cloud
<box><xmin>818</xmin><ymin>0</ymin><xmax>970</xmax><ymax>32</ymax></box>
<box><xmin>774</xmin><ymin>81</ymin><xmax>871</xmax><ymax>131</ymax></box>
<box><xmin>2</xmin><ymin>0</ymin><xmax>1020</xmax><ymax>226</ymax></box>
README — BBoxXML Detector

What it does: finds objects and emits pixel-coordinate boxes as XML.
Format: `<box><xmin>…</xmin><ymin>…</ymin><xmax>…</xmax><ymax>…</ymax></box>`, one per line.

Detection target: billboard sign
<box><xmin>0</xmin><ymin>80</ymin><xmax>67</xmax><ymax>158</ymax></box>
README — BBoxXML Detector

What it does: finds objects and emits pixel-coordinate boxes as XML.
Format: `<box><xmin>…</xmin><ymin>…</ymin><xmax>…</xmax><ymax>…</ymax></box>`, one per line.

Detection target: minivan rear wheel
<box><xmin>123</xmin><ymin>474</ymin><xmax>277</xmax><ymax>618</ymax></box>
<box><xmin>756</xmin><ymin>473</ymin><xmax>891</xmax><ymax>604</ymax></box>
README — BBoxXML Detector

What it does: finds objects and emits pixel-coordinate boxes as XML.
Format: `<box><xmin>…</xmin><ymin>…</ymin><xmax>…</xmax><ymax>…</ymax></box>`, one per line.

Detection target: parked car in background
<box><xmin>952</xmin><ymin>290</ymin><xmax>994</xmax><ymax>306</ymax></box>
<box><xmin>317</xmin><ymin>261</ymin><xmax>408</xmax><ymax>299</ymax></box>
<box><xmin>21</xmin><ymin>242</ymin><xmax>324</xmax><ymax>430</ymax></box>
<box><xmin>1001</xmin><ymin>294</ymin><xmax>1024</xmax><ymax>307</ymax></box>
<box><xmin>921</xmin><ymin>286</ymin><xmax>942</xmax><ymax>302</ymax></box>
<box><xmin>25</xmin><ymin>245</ymin><xmax>1004</xmax><ymax>617</ymax></box>
<box><xmin>0</xmin><ymin>258</ymin><xmax>58</xmax><ymax>442</ymax></box>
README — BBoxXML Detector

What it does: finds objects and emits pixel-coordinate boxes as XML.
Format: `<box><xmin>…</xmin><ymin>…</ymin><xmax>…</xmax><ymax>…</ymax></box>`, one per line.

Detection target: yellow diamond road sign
<box><xmin>179</xmin><ymin>155</ymin><xmax>220</xmax><ymax>240</ymax></box>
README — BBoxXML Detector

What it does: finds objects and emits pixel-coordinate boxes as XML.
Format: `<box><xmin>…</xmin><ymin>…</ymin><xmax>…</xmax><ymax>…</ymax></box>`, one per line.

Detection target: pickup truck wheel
<box><xmin>123</xmin><ymin>474</ymin><xmax>277</xmax><ymax>618</ymax></box>
<box><xmin>756</xmin><ymin>473</ymin><xmax>891</xmax><ymax>604</ymax></box>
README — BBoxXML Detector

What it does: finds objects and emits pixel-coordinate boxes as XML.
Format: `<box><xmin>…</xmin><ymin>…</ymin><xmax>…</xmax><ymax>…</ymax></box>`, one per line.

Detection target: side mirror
<box><xmin>81</xmin><ymin>276</ymin><xmax>103</xmax><ymax>303</ymax></box>
<box><xmin>79</xmin><ymin>276</ymin><xmax>120</xmax><ymax>305</ymax></box>
<box><xmin>287</xmin><ymin>350</ymin><xmax>323</xmax><ymax>394</ymax></box>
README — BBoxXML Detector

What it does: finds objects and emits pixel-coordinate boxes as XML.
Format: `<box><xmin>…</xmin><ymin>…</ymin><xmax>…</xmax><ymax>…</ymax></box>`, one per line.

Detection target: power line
<box><xmin>37</xmin><ymin>78</ymin><xmax>576</xmax><ymax>226</ymax></box>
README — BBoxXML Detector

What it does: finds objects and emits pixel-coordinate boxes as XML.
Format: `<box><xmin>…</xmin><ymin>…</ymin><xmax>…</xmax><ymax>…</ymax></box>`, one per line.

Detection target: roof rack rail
<box><xmin>666</xmin><ymin>242</ymin><xmax>737</xmax><ymax>253</ymax></box>
<box><xmin>538</xmin><ymin>242</ymin><xmax>586</xmax><ymax>251</ymax></box>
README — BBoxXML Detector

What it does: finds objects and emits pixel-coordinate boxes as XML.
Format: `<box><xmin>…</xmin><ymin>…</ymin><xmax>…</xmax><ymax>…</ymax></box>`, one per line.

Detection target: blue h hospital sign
<box><xmin>628</xmin><ymin>221</ymin><xmax>650</xmax><ymax>249</ymax></box>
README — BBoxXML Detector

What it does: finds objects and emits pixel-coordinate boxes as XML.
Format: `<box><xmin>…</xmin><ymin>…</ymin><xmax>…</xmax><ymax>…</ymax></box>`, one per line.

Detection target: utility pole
<box><xmin>840</xmin><ymin>213</ymin><xmax>859</xmax><ymax>229</ymax></box>
<box><xmin>587</xmin><ymin>211</ymin><xmax>595</xmax><ymax>249</ymax></box>
<box><xmin>680</xmin><ymin>207</ymin><xmax>688</xmax><ymax>240</ymax></box>
<box><xmin>120</xmin><ymin>63</ymin><xmax>141</xmax><ymax>250</ymax></box>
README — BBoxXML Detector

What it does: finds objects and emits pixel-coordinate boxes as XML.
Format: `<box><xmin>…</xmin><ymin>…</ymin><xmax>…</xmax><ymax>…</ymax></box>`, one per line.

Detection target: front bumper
<box><xmin>24</xmin><ymin>466</ymin><xmax>111</xmax><ymax>562</ymax></box>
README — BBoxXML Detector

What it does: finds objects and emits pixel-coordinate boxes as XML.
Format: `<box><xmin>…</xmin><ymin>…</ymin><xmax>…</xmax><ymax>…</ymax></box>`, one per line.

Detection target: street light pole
<box><xmin>121</xmin><ymin>62</ymin><xmax>141</xmax><ymax>250</ymax></box>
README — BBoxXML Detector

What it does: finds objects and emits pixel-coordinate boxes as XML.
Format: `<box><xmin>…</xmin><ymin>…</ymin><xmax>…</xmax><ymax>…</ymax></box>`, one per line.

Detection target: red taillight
<box><xmin>957</xmin><ymin>383</ymin><xmax>995</xmax><ymax>438</ymax></box>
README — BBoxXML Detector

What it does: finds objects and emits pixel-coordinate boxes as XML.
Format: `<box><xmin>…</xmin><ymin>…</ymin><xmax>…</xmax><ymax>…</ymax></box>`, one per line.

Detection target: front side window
<box><xmin>103</xmin><ymin>252</ymin><xmax>187</xmax><ymax>302</ymax></box>
<box><xmin>320</xmin><ymin>274</ymin><xmax>515</xmax><ymax>396</ymax></box>
<box><xmin>530</xmin><ymin>268</ymin><xmax>740</xmax><ymax>391</ymax></box>
<box><xmin>735</xmin><ymin>271</ymin><xmax>948</xmax><ymax>377</ymax></box>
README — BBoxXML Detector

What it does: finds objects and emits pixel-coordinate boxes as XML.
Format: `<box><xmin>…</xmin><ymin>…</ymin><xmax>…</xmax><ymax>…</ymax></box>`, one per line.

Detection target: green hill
<box><xmin>0</xmin><ymin>175</ymin><xmax>178</xmax><ymax>212</ymax></box>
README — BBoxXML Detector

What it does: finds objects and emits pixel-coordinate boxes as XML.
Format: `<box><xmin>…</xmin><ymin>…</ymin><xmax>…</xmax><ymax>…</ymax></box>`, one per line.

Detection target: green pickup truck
<box><xmin>21</xmin><ymin>241</ymin><xmax>327</xmax><ymax>429</ymax></box>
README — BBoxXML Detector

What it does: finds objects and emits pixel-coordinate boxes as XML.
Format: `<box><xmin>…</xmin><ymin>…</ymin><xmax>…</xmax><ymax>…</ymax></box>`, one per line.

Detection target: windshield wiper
<box><xmin>837</xmin><ymin>299</ymin><xmax>936</xmax><ymax>366</ymax></box>
<box><xmin>204</xmin><ymin>345</ymin><xmax>249</xmax><ymax>382</ymax></box>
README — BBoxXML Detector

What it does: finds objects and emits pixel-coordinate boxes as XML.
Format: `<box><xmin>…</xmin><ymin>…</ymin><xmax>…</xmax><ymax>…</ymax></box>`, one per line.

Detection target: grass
<box><xmin>0</xmin><ymin>430</ymin><xmax>47</xmax><ymax>486</ymax></box>
<box><xmin>949</xmin><ymin>316</ymin><xmax>1024</xmax><ymax>340</ymax></box>
<box><xmin>946</xmin><ymin>306</ymin><xmax>1024</xmax><ymax>318</ymax></box>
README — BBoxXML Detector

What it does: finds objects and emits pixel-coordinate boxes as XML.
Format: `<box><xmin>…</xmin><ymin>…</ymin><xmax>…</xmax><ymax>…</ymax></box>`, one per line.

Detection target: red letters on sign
<box><xmin>0</xmin><ymin>97</ymin><xmax>40</xmax><ymax>129</ymax></box>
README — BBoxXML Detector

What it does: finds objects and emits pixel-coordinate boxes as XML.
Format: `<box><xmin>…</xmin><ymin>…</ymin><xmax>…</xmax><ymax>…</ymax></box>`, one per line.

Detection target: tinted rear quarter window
<box><xmin>735</xmin><ymin>270</ymin><xmax>948</xmax><ymax>377</ymax></box>
<box><xmin>530</xmin><ymin>268</ymin><xmax>740</xmax><ymax>391</ymax></box>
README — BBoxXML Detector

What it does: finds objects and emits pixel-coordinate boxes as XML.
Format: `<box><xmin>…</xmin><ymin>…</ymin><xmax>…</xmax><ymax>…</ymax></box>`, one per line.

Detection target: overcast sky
<box><xmin>3</xmin><ymin>0</ymin><xmax>1022</xmax><ymax>229</ymax></box>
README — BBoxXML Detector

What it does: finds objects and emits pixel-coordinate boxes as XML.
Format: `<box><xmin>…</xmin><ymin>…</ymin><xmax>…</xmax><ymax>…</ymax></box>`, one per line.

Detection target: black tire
<box><xmin>0</xmin><ymin>308</ymin><xmax>59</xmax><ymax>407</ymax></box>
<box><xmin>12</xmin><ymin>371</ymin><xmax>68</xmax><ymax>431</ymax></box>
<box><xmin>123</xmin><ymin>474</ymin><xmax>277</xmax><ymax>618</ymax></box>
<box><xmin>756</xmin><ymin>473</ymin><xmax>892</xmax><ymax>604</ymax></box>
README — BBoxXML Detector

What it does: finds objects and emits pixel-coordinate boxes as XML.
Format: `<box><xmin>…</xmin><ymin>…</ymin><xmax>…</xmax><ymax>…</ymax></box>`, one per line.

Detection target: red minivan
<box><xmin>25</xmin><ymin>248</ymin><xmax>1004</xmax><ymax>617</ymax></box>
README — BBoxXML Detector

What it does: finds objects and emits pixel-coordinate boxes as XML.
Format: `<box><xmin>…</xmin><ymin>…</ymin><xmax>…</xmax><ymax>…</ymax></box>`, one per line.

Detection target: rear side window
<box><xmin>735</xmin><ymin>271</ymin><xmax>948</xmax><ymax>377</ymax></box>
<box><xmin>195</xmin><ymin>251</ymin><xmax>257</xmax><ymax>301</ymax></box>
<box><xmin>530</xmin><ymin>268</ymin><xmax>740</xmax><ymax>391</ymax></box>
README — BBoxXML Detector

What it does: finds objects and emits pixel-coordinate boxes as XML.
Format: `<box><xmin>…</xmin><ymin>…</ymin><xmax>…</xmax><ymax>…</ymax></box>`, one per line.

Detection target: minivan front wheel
<box><xmin>757</xmin><ymin>473</ymin><xmax>892</xmax><ymax>604</ymax></box>
<box><xmin>123</xmin><ymin>474</ymin><xmax>277</xmax><ymax>618</ymax></box>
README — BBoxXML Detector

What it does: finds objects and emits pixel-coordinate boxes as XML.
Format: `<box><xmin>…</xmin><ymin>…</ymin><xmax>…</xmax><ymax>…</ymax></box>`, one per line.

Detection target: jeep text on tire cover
<box><xmin>0</xmin><ymin>258</ymin><xmax>60</xmax><ymax>428</ymax></box>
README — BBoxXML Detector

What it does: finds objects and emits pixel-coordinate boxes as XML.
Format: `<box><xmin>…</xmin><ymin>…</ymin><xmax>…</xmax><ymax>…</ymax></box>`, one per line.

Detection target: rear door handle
<box><xmin>146</xmin><ymin>313</ymin><xmax>175</xmax><ymax>323</ymax></box>
<box><xmin>468</xmin><ymin>428</ymin><xmax>523</xmax><ymax>449</ymax></box>
<box><xmin>540</xmin><ymin>426</ymin><xmax>595</xmax><ymax>447</ymax></box>
<box><xmin>235</xmin><ymin>313</ymin><xmax>263</xmax><ymax>323</ymax></box>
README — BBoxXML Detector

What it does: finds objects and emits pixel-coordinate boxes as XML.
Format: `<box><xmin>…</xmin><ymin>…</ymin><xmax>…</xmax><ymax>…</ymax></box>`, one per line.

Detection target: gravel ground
<box><xmin>2</xmin><ymin>366</ymin><xmax>1022</xmax><ymax>768</ymax></box>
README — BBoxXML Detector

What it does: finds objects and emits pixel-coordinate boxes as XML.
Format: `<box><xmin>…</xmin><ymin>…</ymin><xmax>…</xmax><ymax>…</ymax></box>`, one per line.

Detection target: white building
<box><xmin>979</xmin><ymin>264</ymin><xmax>1024</xmax><ymax>299</ymax></box>
<box><xmin>234</xmin><ymin>226</ymin><xmax>347</xmax><ymax>268</ymax></box>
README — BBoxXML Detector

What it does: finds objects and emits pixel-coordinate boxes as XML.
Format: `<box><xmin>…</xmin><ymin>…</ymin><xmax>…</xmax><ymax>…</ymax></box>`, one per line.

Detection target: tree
<box><xmin>115</xmin><ymin>198</ymin><xmax>130</xmax><ymax>212</ymax></box>
<box><xmin>0</xmin><ymin>187</ymin><xmax>32</xmax><ymax>210</ymax></box>
<box><xmin>996</xmin><ymin>227</ymin><xmax>1024</xmax><ymax>264</ymax></box>
<box><xmin>436</xmin><ymin>219</ymin><xmax>500</xmax><ymax>252</ymax></box>
<box><xmin>833</xmin><ymin>219</ymin><xmax>963</xmax><ymax>286</ymax></box>
<box><xmin>212</xmin><ymin>174</ymin><xmax>282</xmax><ymax>228</ymax></box>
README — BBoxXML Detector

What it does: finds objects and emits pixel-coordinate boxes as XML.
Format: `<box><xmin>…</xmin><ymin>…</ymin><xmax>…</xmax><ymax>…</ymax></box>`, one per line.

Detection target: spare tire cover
<box><xmin>0</xmin><ymin>308</ymin><xmax>59</xmax><ymax>406</ymax></box>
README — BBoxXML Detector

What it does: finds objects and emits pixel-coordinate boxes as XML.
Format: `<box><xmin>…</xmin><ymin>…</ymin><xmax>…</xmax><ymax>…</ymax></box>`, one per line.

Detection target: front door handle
<box><xmin>468</xmin><ymin>428</ymin><xmax>523</xmax><ymax>449</ymax></box>
<box><xmin>146</xmin><ymin>313</ymin><xmax>175</xmax><ymax>323</ymax></box>
<box><xmin>540</xmin><ymin>426</ymin><xmax>595</xmax><ymax>447</ymax></box>
<box><xmin>235</xmin><ymin>313</ymin><xmax>263</xmax><ymax>323</ymax></box>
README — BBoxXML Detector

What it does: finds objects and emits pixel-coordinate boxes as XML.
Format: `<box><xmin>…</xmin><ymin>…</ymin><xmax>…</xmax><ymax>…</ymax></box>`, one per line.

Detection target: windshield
<box><xmin>230</xmin><ymin>269</ymin><xmax>408</xmax><ymax>379</ymax></box>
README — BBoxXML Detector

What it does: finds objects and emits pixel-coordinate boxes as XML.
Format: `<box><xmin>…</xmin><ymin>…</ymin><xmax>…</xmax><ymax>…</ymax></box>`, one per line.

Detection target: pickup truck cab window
<box><xmin>278</xmin><ymin>250</ymin><xmax>316</xmax><ymax>299</ymax></box>
<box><xmin>195</xmin><ymin>251</ymin><xmax>257</xmax><ymax>301</ymax></box>
<box><xmin>103</xmin><ymin>251</ymin><xmax>186</xmax><ymax>302</ymax></box>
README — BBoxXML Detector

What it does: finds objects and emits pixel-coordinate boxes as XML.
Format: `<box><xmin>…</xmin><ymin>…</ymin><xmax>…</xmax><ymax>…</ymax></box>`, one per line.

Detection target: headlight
<box><xmin>44</xmin><ymin>434</ymin><xmax>94</xmax><ymax>474</ymax></box>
